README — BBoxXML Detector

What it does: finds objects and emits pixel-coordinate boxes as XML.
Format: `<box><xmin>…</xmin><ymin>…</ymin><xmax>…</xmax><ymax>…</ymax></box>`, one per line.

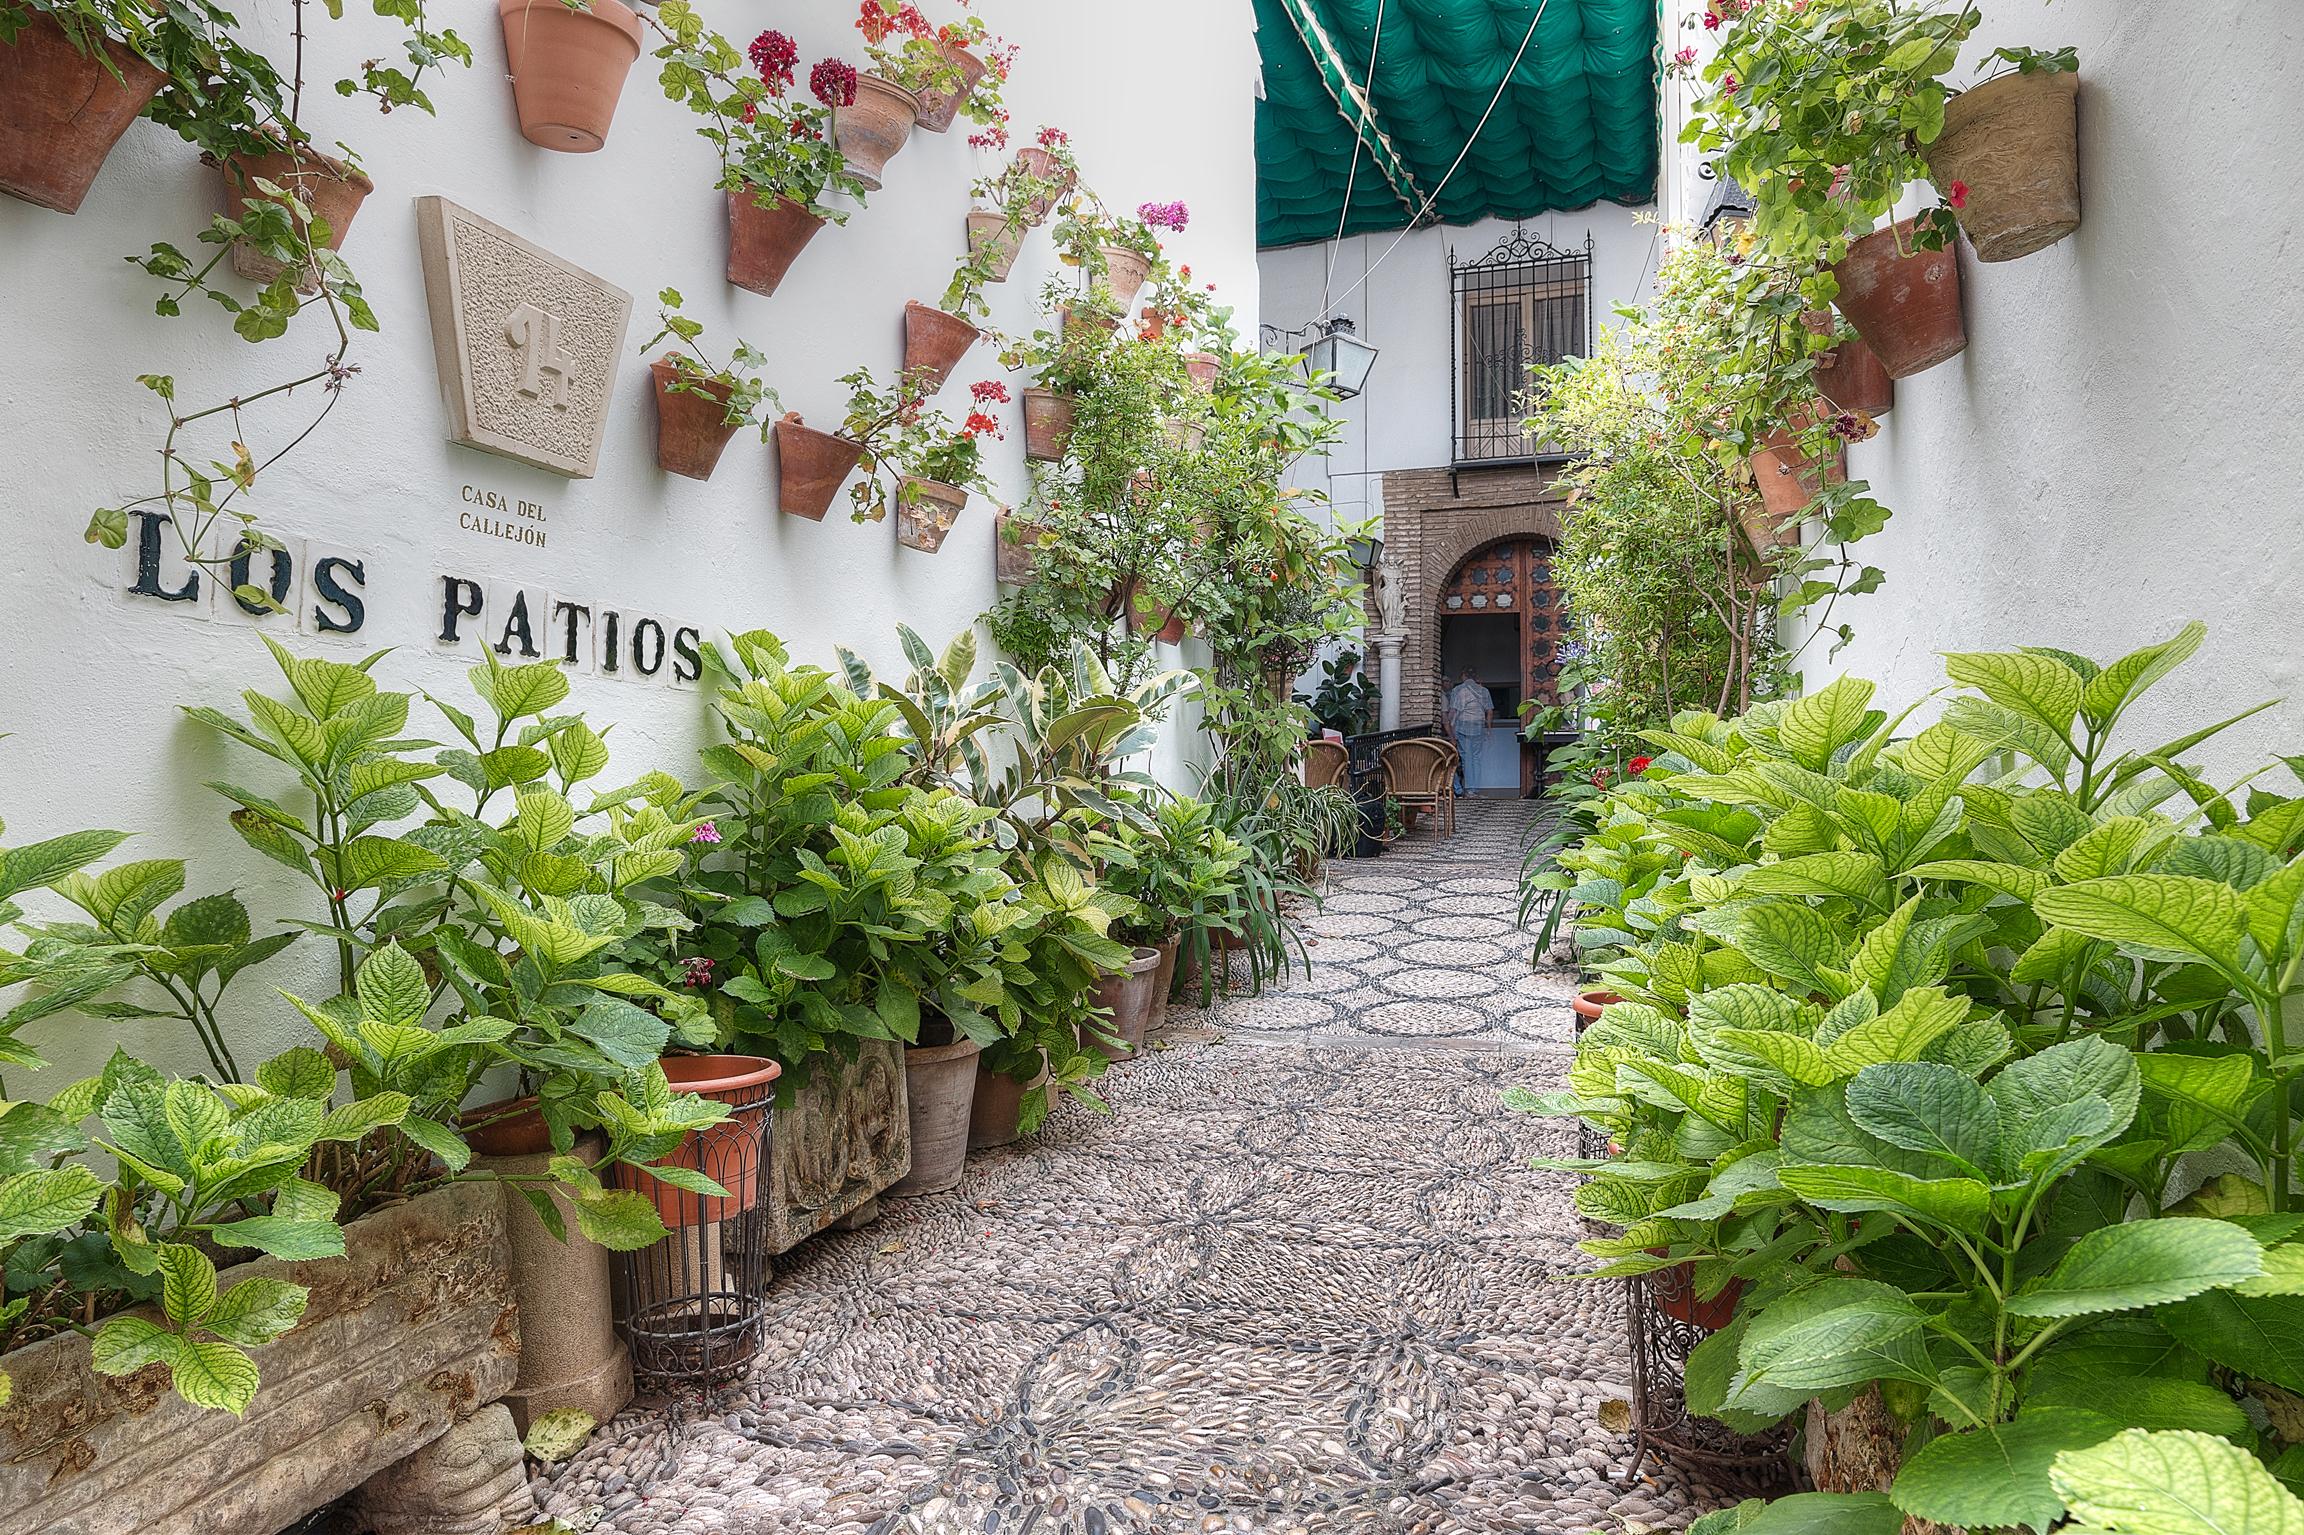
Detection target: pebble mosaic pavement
<box><xmin>538</xmin><ymin>802</ymin><xmax>1740</xmax><ymax>1535</ymax></box>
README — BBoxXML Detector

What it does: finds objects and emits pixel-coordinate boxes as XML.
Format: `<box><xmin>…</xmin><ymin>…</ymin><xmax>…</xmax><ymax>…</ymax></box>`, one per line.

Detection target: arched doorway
<box><xmin>1436</xmin><ymin>536</ymin><xmax>1564</xmax><ymax>795</ymax></box>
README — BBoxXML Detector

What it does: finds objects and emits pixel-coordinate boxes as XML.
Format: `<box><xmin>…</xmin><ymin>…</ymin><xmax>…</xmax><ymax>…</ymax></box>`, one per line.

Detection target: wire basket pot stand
<box><xmin>1620</xmin><ymin>1267</ymin><xmax>1797</xmax><ymax>1486</ymax></box>
<box><xmin>611</xmin><ymin>1055</ymin><xmax>779</xmax><ymax>1389</ymax></box>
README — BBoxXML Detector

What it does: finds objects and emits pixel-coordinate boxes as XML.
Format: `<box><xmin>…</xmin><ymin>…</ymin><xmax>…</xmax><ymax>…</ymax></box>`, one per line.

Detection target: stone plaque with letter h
<box><xmin>415</xmin><ymin>196</ymin><xmax>631</xmax><ymax>478</ymax></box>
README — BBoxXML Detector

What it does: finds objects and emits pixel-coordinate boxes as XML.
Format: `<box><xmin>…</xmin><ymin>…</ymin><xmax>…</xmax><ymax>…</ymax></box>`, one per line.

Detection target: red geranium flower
<box><xmin>811</xmin><ymin>58</ymin><xmax>858</xmax><ymax>107</ymax></box>
<box><xmin>857</xmin><ymin>1</ymin><xmax>893</xmax><ymax>43</ymax></box>
<box><xmin>970</xmin><ymin>379</ymin><xmax>1010</xmax><ymax>405</ymax></box>
<box><xmin>1948</xmin><ymin>179</ymin><xmax>1970</xmax><ymax>210</ymax></box>
<box><xmin>748</xmin><ymin>29</ymin><xmax>797</xmax><ymax>93</ymax></box>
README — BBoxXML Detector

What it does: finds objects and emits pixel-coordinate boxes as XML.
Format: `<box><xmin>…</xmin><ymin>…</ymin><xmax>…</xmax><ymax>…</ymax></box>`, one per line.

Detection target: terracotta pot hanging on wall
<box><xmin>1923</xmin><ymin>68</ymin><xmax>2082</xmax><ymax>263</ymax></box>
<box><xmin>499</xmin><ymin>0</ymin><xmax>646</xmax><ymax>153</ymax></box>
<box><xmin>0</xmin><ymin>16</ymin><xmax>164</xmax><ymax>213</ymax></box>
<box><xmin>832</xmin><ymin>74</ymin><xmax>919</xmax><ymax>191</ymax></box>
<box><xmin>1830</xmin><ymin>219</ymin><xmax>1966</xmax><ymax>378</ymax></box>
<box><xmin>1014</xmin><ymin>145</ymin><xmax>1073</xmax><ymax>224</ymax></box>
<box><xmin>774</xmin><ymin>416</ymin><xmax>864</xmax><ymax>520</ymax></box>
<box><xmin>1744</xmin><ymin>409</ymin><xmax>1844</xmax><ymax>550</ymax></box>
<box><xmin>1100</xmin><ymin>245</ymin><xmax>1152</xmax><ymax>309</ymax></box>
<box><xmin>650</xmin><ymin>359</ymin><xmax>743</xmax><ymax>481</ymax></box>
<box><xmin>911</xmin><ymin>43</ymin><xmax>985</xmax><ymax>133</ymax></box>
<box><xmin>966</xmin><ymin>211</ymin><xmax>1025</xmax><ymax>281</ymax></box>
<box><xmin>1812</xmin><ymin>336</ymin><xmax>1895</xmax><ymax>416</ymax></box>
<box><xmin>1020</xmin><ymin>388</ymin><xmax>1077</xmax><ymax>461</ymax></box>
<box><xmin>219</xmin><ymin>138</ymin><xmax>374</xmax><ymax>291</ymax></box>
<box><xmin>1183</xmin><ymin>351</ymin><xmax>1222</xmax><ymax>391</ymax></box>
<box><xmin>903</xmin><ymin>300</ymin><xmax>981</xmax><ymax>392</ymax></box>
<box><xmin>896</xmin><ymin>478</ymin><xmax>966</xmax><ymax>553</ymax></box>
<box><xmin>726</xmin><ymin>189</ymin><xmax>826</xmax><ymax>297</ymax></box>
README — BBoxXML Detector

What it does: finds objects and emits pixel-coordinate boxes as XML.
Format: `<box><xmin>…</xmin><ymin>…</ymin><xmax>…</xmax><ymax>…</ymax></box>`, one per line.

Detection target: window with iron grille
<box><xmin>1450</xmin><ymin>227</ymin><xmax>1593</xmax><ymax>466</ymax></box>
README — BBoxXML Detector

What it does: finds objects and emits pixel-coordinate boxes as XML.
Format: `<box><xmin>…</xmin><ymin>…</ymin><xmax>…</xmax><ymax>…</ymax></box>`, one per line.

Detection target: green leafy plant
<box><xmin>648</xmin><ymin>3</ymin><xmax>867</xmax><ymax>222</ymax></box>
<box><xmin>643</xmin><ymin>287</ymin><xmax>776</xmax><ymax>431</ymax></box>
<box><xmin>1299</xmin><ymin>651</ymin><xmax>1374</xmax><ymax>737</ymax></box>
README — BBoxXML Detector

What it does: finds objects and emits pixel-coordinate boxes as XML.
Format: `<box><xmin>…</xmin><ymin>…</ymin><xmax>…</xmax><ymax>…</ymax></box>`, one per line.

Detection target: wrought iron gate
<box><xmin>1449</xmin><ymin>226</ymin><xmax>1593</xmax><ymax>466</ymax></box>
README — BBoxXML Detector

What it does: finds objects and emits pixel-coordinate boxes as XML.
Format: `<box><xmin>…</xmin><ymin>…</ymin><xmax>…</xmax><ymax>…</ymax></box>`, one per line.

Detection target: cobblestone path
<box><xmin>539</xmin><ymin>802</ymin><xmax>1736</xmax><ymax>1535</ymax></box>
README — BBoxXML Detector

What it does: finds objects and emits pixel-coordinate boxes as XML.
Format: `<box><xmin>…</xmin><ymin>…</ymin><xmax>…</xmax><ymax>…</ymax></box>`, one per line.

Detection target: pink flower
<box><xmin>1136</xmin><ymin>199</ymin><xmax>1190</xmax><ymax>232</ymax></box>
<box><xmin>970</xmin><ymin>379</ymin><xmax>1010</xmax><ymax>404</ymax></box>
<box><xmin>811</xmin><ymin>58</ymin><xmax>859</xmax><ymax>108</ymax></box>
<box><xmin>1720</xmin><ymin>74</ymin><xmax>1737</xmax><ymax>95</ymax></box>
<box><xmin>1037</xmin><ymin>125</ymin><xmax>1068</xmax><ymax>148</ymax></box>
<box><xmin>1673</xmin><ymin>45</ymin><xmax>1697</xmax><ymax>66</ymax></box>
<box><xmin>691</xmin><ymin>822</ymin><xmax>722</xmax><ymax>845</ymax></box>
<box><xmin>1948</xmin><ymin>179</ymin><xmax>1970</xmax><ymax>210</ymax></box>
<box><xmin>1702</xmin><ymin>9</ymin><xmax>1721</xmax><ymax>27</ymax></box>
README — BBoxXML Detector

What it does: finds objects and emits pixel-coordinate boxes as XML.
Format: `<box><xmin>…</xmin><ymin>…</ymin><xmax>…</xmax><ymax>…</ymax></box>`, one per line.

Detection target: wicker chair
<box><xmin>1379</xmin><ymin>737</ymin><xmax>1457</xmax><ymax>837</ymax></box>
<box><xmin>1302</xmin><ymin>739</ymin><xmax>1348</xmax><ymax>792</ymax></box>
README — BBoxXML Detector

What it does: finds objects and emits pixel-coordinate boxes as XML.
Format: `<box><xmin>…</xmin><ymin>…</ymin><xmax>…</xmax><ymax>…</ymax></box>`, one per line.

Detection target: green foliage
<box><xmin>644</xmin><ymin>288</ymin><xmax>776</xmax><ymax>432</ymax></box>
<box><xmin>648</xmin><ymin>0</ymin><xmax>865</xmax><ymax>220</ymax></box>
<box><xmin>1518</xmin><ymin>623</ymin><xmax>2304</xmax><ymax>1527</ymax></box>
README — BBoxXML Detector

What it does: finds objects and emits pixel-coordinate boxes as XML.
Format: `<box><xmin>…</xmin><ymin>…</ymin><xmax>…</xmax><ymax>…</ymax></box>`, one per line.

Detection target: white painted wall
<box><xmin>1746</xmin><ymin>0</ymin><xmax>2304</xmax><ymax>770</ymax></box>
<box><xmin>0</xmin><ymin>0</ymin><xmax>1260</xmax><ymax>1086</ymax></box>
<box><xmin>1257</xmin><ymin>208</ymin><xmax>1661</xmax><ymax>531</ymax></box>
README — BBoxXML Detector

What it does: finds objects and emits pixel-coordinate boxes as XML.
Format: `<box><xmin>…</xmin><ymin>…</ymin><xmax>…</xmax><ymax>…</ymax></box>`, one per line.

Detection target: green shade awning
<box><xmin>1254</xmin><ymin>0</ymin><xmax>1661</xmax><ymax>249</ymax></box>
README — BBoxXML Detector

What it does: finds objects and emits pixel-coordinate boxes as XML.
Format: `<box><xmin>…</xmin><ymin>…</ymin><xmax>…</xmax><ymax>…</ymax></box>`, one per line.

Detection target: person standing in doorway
<box><xmin>1444</xmin><ymin>669</ymin><xmax>1492</xmax><ymax>794</ymax></box>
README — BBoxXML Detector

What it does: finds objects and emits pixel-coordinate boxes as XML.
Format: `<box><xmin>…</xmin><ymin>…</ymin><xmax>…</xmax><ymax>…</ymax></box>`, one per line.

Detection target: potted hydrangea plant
<box><xmin>648</xmin><ymin>8</ymin><xmax>870</xmax><ymax>298</ymax></box>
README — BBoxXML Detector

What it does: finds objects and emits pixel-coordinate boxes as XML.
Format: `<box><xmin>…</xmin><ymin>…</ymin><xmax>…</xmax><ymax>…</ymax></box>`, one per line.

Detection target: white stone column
<box><xmin>1371</xmin><ymin>633</ymin><xmax>1405</xmax><ymax>732</ymax></box>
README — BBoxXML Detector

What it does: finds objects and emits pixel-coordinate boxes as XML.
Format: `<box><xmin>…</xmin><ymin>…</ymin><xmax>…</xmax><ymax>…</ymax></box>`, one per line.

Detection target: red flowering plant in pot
<box><xmin>891</xmin><ymin>383</ymin><xmax>1006</xmax><ymax>553</ymax></box>
<box><xmin>1013</xmin><ymin>124</ymin><xmax>1080</xmax><ymax>225</ymax></box>
<box><xmin>640</xmin><ymin>287</ymin><xmax>774</xmax><ymax>481</ymax></box>
<box><xmin>648</xmin><ymin>5</ymin><xmax>870</xmax><ymax>298</ymax></box>
<box><xmin>855</xmin><ymin>0</ymin><xmax>1016</xmax><ymax>140</ymax></box>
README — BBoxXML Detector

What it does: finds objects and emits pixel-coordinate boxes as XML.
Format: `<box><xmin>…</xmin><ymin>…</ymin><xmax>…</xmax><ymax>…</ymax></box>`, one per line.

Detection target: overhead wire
<box><xmin>1320</xmin><ymin>0</ymin><xmax>1387</xmax><ymax>317</ymax></box>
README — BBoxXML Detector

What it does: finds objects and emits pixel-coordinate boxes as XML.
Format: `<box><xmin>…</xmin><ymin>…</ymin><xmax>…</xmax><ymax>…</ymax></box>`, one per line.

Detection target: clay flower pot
<box><xmin>832</xmin><ymin>74</ymin><xmax>919</xmax><ymax>192</ymax></box>
<box><xmin>1014</xmin><ymin>145</ymin><xmax>1074</xmax><ymax>224</ymax></box>
<box><xmin>903</xmin><ymin>300</ymin><xmax>981</xmax><ymax>392</ymax></box>
<box><xmin>462</xmin><ymin>1094</ymin><xmax>554</xmax><ymax>1157</ymax></box>
<box><xmin>0</xmin><ymin>16</ymin><xmax>165</xmax><ymax>213</ymax></box>
<box><xmin>774</xmin><ymin>416</ymin><xmax>864</xmax><ymax>520</ymax></box>
<box><xmin>1085</xmin><ymin>946</ymin><xmax>1164</xmax><ymax>1060</ymax></box>
<box><xmin>1813</xmin><ymin>336</ymin><xmax>1894</xmax><ymax>416</ymax></box>
<box><xmin>966</xmin><ymin>210</ymin><xmax>1025</xmax><ymax>282</ymax></box>
<box><xmin>896</xmin><ymin>477</ymin><xmax>966</xmax><ymax>552</ymax></box>
<box><xmin>1100</xmin><ymin>244</ymin><xmax>1153</xmax><ymax>309</ymax></box>
<box><xmin>1059</xmin><ymin>305</ymin><xmax>1119</xmax><ymax>341</ymax></box>
<box><xmin>499</xmin><ymin>0</ymin><xmax>645</xmax><ymax>153</ymax></box>
<box><xmin>1924</xmin><ymin>69</ymin><xmax>2082</xmax><ymax>263</ymax></box>
<box><xmin>1021</xmin><ymin>388</ymin><xmax>1077</xmax><ymax>461</ymax></box>
<box><xmin>650</xmin><ymin>357</ymin><xmax>743</xmax><ymax>481</ymax></box>
<box><xmin>911</xmin><ymin>43</ymin><xmax>985</xmax><ymax>134</ymax></box>
<box><xmin>1652</xmin><ymin>1259</ymin><xmax>1744</xmax><ymax>1333</ymax></box>
<box><xmin>1831</xmin><ymin>219</ymin><xmax>1966</xmax><ymax>378</ymax></box>
<box><xmin>1183</xmin><ymin>351</ymin><xmax>1222</xmax><ymax>391</ymax></box>
<box><xmin>219</xmin><ymin>138</ymin><xmax>374</xmax><ymax>292</ymax></box>
<box><xmin>1147</xmin><ymin>935</ymin><xmax>1181</xmax><ymax>1035</ymax></box>
<box><xmin>994</xmin><ymin>506</ymin><xmax>1046</xmax><ymax>585</ymax></box>
<box><xmin>639</xmin><ymin>1054</ymin><xmax>780</xmax><ymax>1227</ymax></box>
<box><xmin>890</xmin><ymin>1036</ymin><xmax>982</xmax><ymax>1196</ymax></box>
<box><xmin>1570</xmin><ymin>989</ymin><xmax>1620</xmax><ymax>1033</ymax></box>
<box><xmin>1744</xmin><ymin>409</ymin><xmax>1844</xmax><ymax>548</ymax></box>
<box><xmin>727</xmin><ymin>188</ymin><xmax>825</xmax><ymax>297</ymax></box>
<box><xmin>968</xmin><ymin>1061</ymin><xmax>1047</xmax><ymax>1150</ymax></box>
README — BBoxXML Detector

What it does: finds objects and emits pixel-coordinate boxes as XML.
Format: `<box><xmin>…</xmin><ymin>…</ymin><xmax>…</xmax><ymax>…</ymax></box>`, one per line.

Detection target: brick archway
<box><xmin>1376</xmin><ymin>465</ymin><xmax>1567</xmax><ymax>729</ymax></box>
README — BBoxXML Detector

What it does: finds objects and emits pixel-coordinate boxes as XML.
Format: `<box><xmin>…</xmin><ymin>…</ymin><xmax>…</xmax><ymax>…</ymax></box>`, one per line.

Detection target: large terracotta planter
<box><xmin>1086</xmin><ymin>946</ymin><xmax>1164</xmax><ymax>1060</ymax></box>
<box><xmin>903</xmin><ymin>300</ymin><xmax>981</xmax><ymax>392</ymax></box>
<box><xmin>764</xmin><ymin>1039</ymin><xmax>910</xmax><ymax>1253</ymax></box>
<box><xmin>1021</xmin><ymin>387</ymin><xmax>1077</xmax><ymax>460</ymax></box>
<box><xmin>1925</xmin><ymin>68</ymin><xmax>2082</xmax><ymax>262</ymax></box>
<box><xmin>889</xmin><ymin>1036</ymin><xmax>982</xmax><ymax>1196</ymax></box>
<box><xmin>464</xmin><ymin>1094</ymin><xmax>552</xmax><ymax>1157</ymax></box>
<box><xmin>1653</xmin><ymin>1259</ymin><xmax>1743</xmax><ymax>1332</ymax></box>
<box><xmin>727</xmin><ymin>188</ymin><xmax>825</xmax><ymax>297</ymax></box>
<box><xmin>1813</xmin><ymin>336</ymin><xmax>1894</xmax><ymax>416</ymax></box>
<box><xmin>833</xmin><ymin>74</ymin><xmax>919</xmax><ymax>191</ymax></box>
<box><xmin>474</xmin><ymin>1135</ymin><xmax>631</xmax><ymax>1431</ymax></box>
<box><xmin>1744</xmin><ymin>410</ymin><xmax>1843</xmax><ymax>549</ymax></box>
<box><xmin>219</xmin><ymin>137</ymin><xmax>373</xmax><ymax>292</ymax></box>
<box><xmin>897</xmin><ymin>477</ymin><xmax>966</xmax><ymax>552</ymax></box>
<box><xmin>1831</xmin><ymin>219</ymin><xmax>1966</xmax><ymax>378</ymax></box>
<box><xmin>0</xmin><ymin>1183</ymin><xmax>519</xmax><ymax>1534</ymax></box>
<box><xmin>995</xmin><ymin>507</ymin><xmax>1046</xmax><ymax>585</ymax></box>
<box><xmin>912</xmin><ymin>43</ymin><xmax>985</xmax><ymax>133</ymax></box>
<box><xmin>650</xmin><ymin>357</ymin><xmax>743</xmax><ymax>481</ymax></box>
<box><xmin>0</xmin><ymin>16</ymin><xmax>164</xmax><ymax>213</ymax></box>
<box><xmin>635</xmin><ymin>1053</ymin><xmax>780</xmax><ymax>1227</ymax></box>
<box><xmin>968</xmin><ymin>1062</ymin><xmax>1047</xmax><ymax>1149</ymax></box>
<box><xmin>1570</xmin><ymin>988</ymin><xmax>1621</xmax><ymax>1033</ymax></box>
<box><xmin>498</xmin><ymin>0</ymin><xmax>645</xmax><ymax>153</ymax></box>
<box><xmin>1147</xmin><ymin>935</ymin><xmax>1181</xmax><ymax>1035</ymax></box>
<box><xmin>774</xmin><ymin>417</ymin><xmax>864</xmax><ymax>520</ymax></box>
<box><xmin>1100</xmin><ymin>244</ymin><xmax>1152</xmax><ymax>309</ymax></box>
<box><xmin>966</xmin><ymin>210</ymin><xmax>1025</xmax><ymax>281</ymax></box>
<box><xmin>1184</xmin><ymin>351</ymin><xmax>1222</xmax><ymax>391</ymax></box>
<box><xmin>1015</xmin><ymin>145</ymin><xmax>1074</xmax><ymax>223</ymax></box>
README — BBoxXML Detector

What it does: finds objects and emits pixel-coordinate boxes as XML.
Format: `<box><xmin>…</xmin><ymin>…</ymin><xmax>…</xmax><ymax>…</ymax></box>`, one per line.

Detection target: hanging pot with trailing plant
<box><xmin>1830</xmin><ymin>218</ymin><xmax>1966</xmax><ymax>378</ymax></box>
<box><xmin>650</xmin><ymin>359</ymin><xmax>744</xmax><ymax>481</ymax></box>
<box><xmin>994</xmin><ymin>506</ymin><xmax>1046</xmax><ymax>585</ymax></box>
<box><xmin>965</xmin><ymin>210</ymin><xmax>1024</xmax><ymax>282</ymax></box>
<box><xmin>903</xmin><ymin>300</ymin><xmax>981</xmax><ymax>392</ymax></box>
<box><xmin>726</xmin><ymin>188</ymin><xmax>825</xmax><ymax>297</ymax></box>
<box><xmin>499</xmin><ymin>0</ymin><xmax>646</xmax><ymax>153</ymax></box>
<box><xmin>1014</xmin><ymin>145</ymin><xmax>1073</xmax><ymax>223</ymax></box>
<box><xmin>1099</xmin><ymin>244</ymin><xmax>1152</xmax><ymax>309</ymax></box>
<box><xmin>896</xmin><ymin>478</ymin><xmax>966</xmax><ymax>553</ymax></box>
<box><xmin>1745</xmin><ymin>407</ymin><xmax>1844</xmax><ymax>546</ymax></box>
<box><xmin>911</xmin><ymin>42</ymin><xmax>984</xmax><ymax>133</ymax></box>
<box><xmin>1812</xmin><ymin>336</ymin><xmax>1894</xmax><ymax>416</ymax></box>
<box><xmin>832</xmin><ymin>74</ymin><xmax>918</xmax><ymax>191</ymax></box>
<box><xmin>774</xmin><ymin>414</ymin><xmax>864</xmax><ymax>520</ymax></box>
<box><xmin>1020</xmin><ymin>388</ymin><xmax>1077</xmax><ymax>461</ymax></box>
<box><xmin>1923</xmin><ymin>68</ymin><xmax>2082</xmax><ymax>262</ymax></box>
<box><xmin>1183</xmin><ymin>351</ymin><xmax>1222</xmax><ymax>391</ymax></box>
<box><xmin>0</xmin><ymin>15</ymin><xmax>164</xmax><ymax>213</ymax></box>
<box><xmin>219</xmin><ymin>135</ymin><xmax>374</xmax><ymax>291</ymax></box>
